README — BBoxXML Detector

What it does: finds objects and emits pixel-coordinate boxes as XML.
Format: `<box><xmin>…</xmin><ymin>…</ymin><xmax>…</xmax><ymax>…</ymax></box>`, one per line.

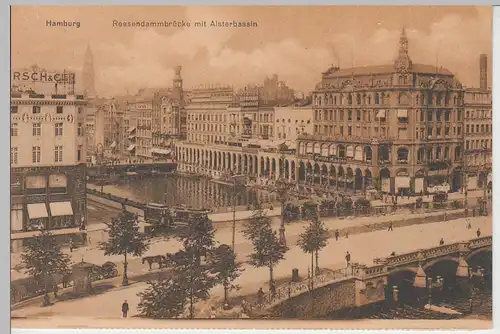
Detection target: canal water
<box><xmin>327</xmin><ymin>278</ymin><xmax>492</xmax><ymax>320</ymax></box>
<box><xmin>98</xmin><ymin>175</ymin><xmax>277</xmax><ymax>210</ymax></box>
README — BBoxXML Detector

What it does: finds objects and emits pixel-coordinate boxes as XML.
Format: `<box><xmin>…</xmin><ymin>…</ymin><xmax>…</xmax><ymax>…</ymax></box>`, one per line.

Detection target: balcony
<box><xmin>51</xmin><ymin>94</ymin><xmax>67</xmax><ymax>99</ymax></box>
<box><xmin>378</xmin><ymin>159</ymin><xmax>392</xmax><ymax>166</ymax></box>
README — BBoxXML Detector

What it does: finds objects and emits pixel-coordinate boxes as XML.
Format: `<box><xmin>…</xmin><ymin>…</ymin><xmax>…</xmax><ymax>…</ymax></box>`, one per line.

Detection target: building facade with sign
<box><xmin>296</xmin><ymin>28</ymin><xmax>466</xmax><ymax>195</ymax></box>
<box><xmin>10</xmin><ymin>89</ymin><xmax>88</xmax><ymax>250</ymax></box>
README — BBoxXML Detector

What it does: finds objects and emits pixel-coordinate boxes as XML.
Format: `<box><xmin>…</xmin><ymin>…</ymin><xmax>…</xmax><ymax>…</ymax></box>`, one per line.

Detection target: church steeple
<box><xmin>83</xmin><ymin>44</ymin><xmax>96</xmax><ymax>98</ymax></box>
<box><xmin>394</xmin><ymin>27</ymin><xmax>412</xmax><ymax>73</ymax></box>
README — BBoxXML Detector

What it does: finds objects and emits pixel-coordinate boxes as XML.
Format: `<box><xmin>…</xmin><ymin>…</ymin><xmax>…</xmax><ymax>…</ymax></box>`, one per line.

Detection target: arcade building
<box><xmin>296</xmin><ymin>28</ymin><xmax>466</xmax><ymax>195</ymax></box>
<box><xmin>10</xmin><ymin>72</ymin><xmax>88</xmax><ymax>250</ymax></box>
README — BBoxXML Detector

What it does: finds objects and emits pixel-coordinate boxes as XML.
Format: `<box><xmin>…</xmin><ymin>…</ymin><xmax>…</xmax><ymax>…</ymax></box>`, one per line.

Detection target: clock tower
<box><xmin>394</xmin><ymin>27</ymin><xmax>412</xmax><ymax>74</ymax></box>
<box><xmin>172</xmin><ymin>66</ymin><xmax>183</xmax><ymax>104</ymax></box>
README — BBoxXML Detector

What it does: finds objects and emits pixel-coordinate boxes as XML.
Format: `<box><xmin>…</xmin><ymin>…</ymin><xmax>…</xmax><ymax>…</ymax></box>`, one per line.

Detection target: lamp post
<box><xmin>480</xmin><ymin>142</ymin><xmax>490</xmax><ymax>216</ymax></box>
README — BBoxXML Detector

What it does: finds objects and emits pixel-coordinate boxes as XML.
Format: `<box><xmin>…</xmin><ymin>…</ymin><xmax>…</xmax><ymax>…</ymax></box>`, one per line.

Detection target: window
<box><xmin>78</xmin><ymin>107</ymin><xmax>83</xmax><ymax>114</ymax></box>
<box><xmin>427</xmin><ymin>127</ymin><xmax>433</xmax><ymax>137</ymax></box>
<box><xmin>32</xmin><ymin>123</ymin><xmax>41</xmax><ymax>136</ymax></box>
<box><xmin>436</xmin><ymin>127</ymin><xmax>442</xmax><ymax>136</ymax></box>
<box><xmin>55</xmin><ymin>123</ymin><xmax>63</xmax><ymax>136</ymax></box>
<box><xmin>11</xmin><ymin>106</ymin><xmax>18</xmax><ymax>113</ymax></box>
<box><xmin>348</xmin><ymin>126</ymin><xmax>352</xmax><ymax>136</ymax></box>
<box><xmin>32</xmin><ymin>106</ymin><xmax>41</xmax><ymax>114</ymax></box>
<box><xmin>54</xmin><ymin>145</ymin><xmax>63</xmax><ymax>162</ymax></box>
<box><xmin>420</xmin><ymin>111</ymin><xmax>425</xmax><ymax>122</ymax></box>
<box><xmin>457</xmin><ymin>110</ymin><xmax>462</xmax><ymax>121</ymax></box>
<box><xmin>56</xmin><ymin>106</ymin><xmax>64</xmax><ymax>114</ymax></box>
<box><xmin>77</xmin><ymin>123</ymin><xmax>83</xmax><ymax>136</ymax></box>
<box><xmin>356</xmin><ymin>110</ymin><xmax>361</xmax><ymax>121</ymax></box>
<box><xmin>340</xmin><ymin>126</ymin><xmax>344</xmax><ymax>136</ymax></box>
<box><xmin>10</xmin><ymin>147</ymin><xmax>18</xmax><ymax>164</ymax></box>
<box><xmin>348</xmin><ymin>111</ymin><xmax>352</xmax><ymax>121</ymax></box>
<box><xmin>11</xmin><ymin>123</ymin><xmax>18</xmax><ymax>136</ymax></box>
<box><xmin>427</xmin><ymin>110</ymin><xmax>433</xmax><ymax>121</ymax></box>
<box><xmin>32</xmin><ymin>146</ymin><xmax>41</xmax><ymax>163</ymax></box>
<box><xmin>436</xmin><ymin>110</ymin><xmax>441</xmax><ymax>121</ymax></box>
<box><xmin>457</xmin><ymin>127</ymin><xmax>461</xmax><ymax>136</ymax></box>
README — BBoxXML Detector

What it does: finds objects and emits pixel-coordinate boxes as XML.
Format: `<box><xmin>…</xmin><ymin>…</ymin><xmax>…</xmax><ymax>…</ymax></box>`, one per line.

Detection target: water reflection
<box><xmin>111</xmin><ymin>176</ymin><xmax>277</xmax><ymax>209</ymax></box>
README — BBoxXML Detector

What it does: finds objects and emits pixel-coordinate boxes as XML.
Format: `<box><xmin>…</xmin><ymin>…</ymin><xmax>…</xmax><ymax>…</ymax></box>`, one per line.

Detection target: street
<box><xmin>12</xmin><ymin>215</ymin><xmax>491</xmax><ymax>319</ymax></box>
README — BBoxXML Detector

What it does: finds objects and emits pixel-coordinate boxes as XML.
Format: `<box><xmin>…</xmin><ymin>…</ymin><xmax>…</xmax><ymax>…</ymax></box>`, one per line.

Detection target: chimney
<box><xmin>480</xmin><ymin>54</ymin><xmax>488</xmax><ymax>90</ymax></box>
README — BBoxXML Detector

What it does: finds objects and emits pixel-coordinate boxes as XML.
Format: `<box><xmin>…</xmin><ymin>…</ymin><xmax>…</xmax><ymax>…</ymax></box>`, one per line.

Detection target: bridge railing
<box><xmin>373</xmin><ymin>236</ymin><xmax>493</xmax><ymax>268</ymax></box>
<box><xmin>469</xmin><ymin>236</ymin><xmax>493</xmax><ymax>249</ymax></box>
<box><xmin>251</xmin><ymin>267</ymin><xmax>352</xmax><ymax>311</ymax></box>
<box><xmin>86</xmin><ymin>188</ymin><xmax>145</xmax><ymax>209</ymax></box>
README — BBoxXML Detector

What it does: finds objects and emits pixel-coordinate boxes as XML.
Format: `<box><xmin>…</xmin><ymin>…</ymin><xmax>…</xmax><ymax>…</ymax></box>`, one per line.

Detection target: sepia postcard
<box><xmin>10</xmin><ymin>5</ymin><xmax>493</xmax><ymax>330</ymax></box>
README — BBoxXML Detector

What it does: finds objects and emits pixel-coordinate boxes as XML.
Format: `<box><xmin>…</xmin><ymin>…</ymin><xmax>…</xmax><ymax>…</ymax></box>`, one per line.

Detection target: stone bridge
<box><xmin>252</xmin><ymin>235</ymin><xmax>492</xmax><ymax>318</ymax></box>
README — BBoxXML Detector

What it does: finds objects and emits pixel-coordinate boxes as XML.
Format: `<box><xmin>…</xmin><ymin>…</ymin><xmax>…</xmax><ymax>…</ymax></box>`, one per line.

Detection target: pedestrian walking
<box><xmin>345</xmin><ymin>251</ymin><xmax>351</xmax><ymax>267</ymax></box>
<box><xmin>439</xmin><ymin>238</ymin><xmax>444</xmax><ymax>245</ymax></box>
<box><xmin>388</xmin><ymin>221</ymin><xmax>393</xmax><ymax>231</ymax></box>
<box><xmin>69</xmin><ymin>240</ymin><xmax>74</xmax><ymax>253</ymax></box>
<box><xmin>345</xmin><ymin>231</ymin><xmax>349</xmax><ymax>238</ymax></box>
<box><xmin>257</xmin><ymin>287</ymin><xmax>264</xmax><ymax>305</ymax></box>
<box><xmin>122</xmin><ymin>300</ymin><xmax>129</xmax><ymax>318</ymax></box>
<box><xmin>335</xmin><ymin>229</ymin><xmax>340</xmax><ymax>241</ymax></box>
<box><xmin>209</xmin><ymin>306</ymin><xmax>217</xmax><ymax>319</ymax></box>
<box><xmin>476</xmin><ymin>228</ymin><xmax>481</xmax><ymax>238</ymax></box>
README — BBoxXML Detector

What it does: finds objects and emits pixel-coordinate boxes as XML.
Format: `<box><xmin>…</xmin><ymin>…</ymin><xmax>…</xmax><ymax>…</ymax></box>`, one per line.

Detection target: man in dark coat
<box><xmin>122</xmin><ymin>300</ymin><xmax>129</xmax><ymax>318</ymax></box>
<box><xmin>335</xmin><ymin>229</ymin><xmax>340</xmax><ymax>241</ymax></box>
<box><xmin>345</xmin><ymin>251</ymin><xmax>351</xmax><ymax>266</ymax></box>
<box><xmin>477</xmin><ymin>228</ymin><xmax>481</xmax><ymax>238</ymax></box>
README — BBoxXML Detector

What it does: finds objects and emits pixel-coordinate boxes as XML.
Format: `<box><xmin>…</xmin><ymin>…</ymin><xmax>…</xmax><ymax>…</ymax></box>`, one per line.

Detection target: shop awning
<box><xmin>128</xmin><ymin>135</ymin><xmax>136</xmax><ymax>140</ymax></box>
<box><xmin>49</xmin><ymin>201</ymin><xmax>74</xmax><ymax>217</ymax></box>
<box><xmin>151</xmin><ymin>148</ymin><xmax>172</xmax><ymax>155</ymax></box>
<box><xmin>110</xmin><ymin>141</ymin><xmax>117</xmax><ymax>148</ymax></box>
<box><xmin>27</xmin><ymin>203</ymin><xmax>49</xmax><ymax>219</ymax></box>
<box><xmin>128</xmin><ymin>126</ymin><xmax>136</xmax><ymax>133</ymax></box>
<box><xmin>376</xmin><ymin>110</ymin><xmax>386</xmax><ymax>119</ymax></box>
<box><xmin>127</xmin><ymin>145</ymin><xmax>136</xmax><ymax>151</ymax></box>
<box><xmin>397</xmin><ymin>109</ymin><xmax>408</xmax><ymax>118</ymax></box>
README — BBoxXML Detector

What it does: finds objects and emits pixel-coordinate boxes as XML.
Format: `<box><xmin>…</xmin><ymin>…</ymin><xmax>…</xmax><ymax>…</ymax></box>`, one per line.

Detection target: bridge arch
<box><xmin>423</xmin><ymin>256</ymin><xmax>459</xmax><ymax>272</ymax></box>
<box><xmin>466</xmin><ymin>246</ymin><xmax>492</xmax><ymax>262</ymax></box>
<box><xmin>386</xmin><ymin>269</ymin><xmax>417</xmax><ymax>305</ymax></box>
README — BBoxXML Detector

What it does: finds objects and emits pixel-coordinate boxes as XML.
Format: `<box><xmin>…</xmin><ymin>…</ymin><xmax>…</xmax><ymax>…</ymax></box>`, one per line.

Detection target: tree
<box><xmin>243</xmin><ymin>206</ymin><xmax>288</xmax><ymax>291</ymax></box>
<box><xmin>100</xmin><ymin>209</ymin><xmax>150</xmax><ymax>286</ymax></box>
<box><xmin>167</xmin><ymin>247</ymin><xmax>218</xmax><ymax>319</ymax></box>
<box><xmin>19</xmin><ymin>229</ymin><xmax>72</xmax><ymax>306</ymax></box>
<box><xmin>211</xmin><ymin>244</ymin><xmax>243</xmax><ymax>308</ymax></box>
<box><xmin>297</xmin><ymin>216</ymin><xmax>329</xmax><ymax>276</ymax></box>
<box><xmin>137</xmin><ymin>277</ymin><xmax>188</xmax><ymax>319</ymax></box>
<box><xmin>176</xmin><ymin>213</ymin><xmax>216</xmax><ymax>266</ymax></box>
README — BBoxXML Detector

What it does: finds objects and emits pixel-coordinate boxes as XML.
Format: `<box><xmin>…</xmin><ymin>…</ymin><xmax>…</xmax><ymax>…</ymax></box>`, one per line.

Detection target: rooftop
<box><xmin>323</xmin><ymin>64</ymin><xmax>453</xmax><ymax>79</ymax></box>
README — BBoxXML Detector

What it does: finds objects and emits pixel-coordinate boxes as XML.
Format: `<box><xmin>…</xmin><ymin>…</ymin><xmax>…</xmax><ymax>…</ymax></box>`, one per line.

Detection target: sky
<box><xmin>11</xmin><ymin>6</ymin><xmax>492</xmax><ymax>97</ymax></box>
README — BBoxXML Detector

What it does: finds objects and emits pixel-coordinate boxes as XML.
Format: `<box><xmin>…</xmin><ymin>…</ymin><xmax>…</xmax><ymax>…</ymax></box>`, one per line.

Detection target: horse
<box><xmin>142</xmin><ymin>255</ymin><xmax>167</xmax><ymax>270</ymax></box>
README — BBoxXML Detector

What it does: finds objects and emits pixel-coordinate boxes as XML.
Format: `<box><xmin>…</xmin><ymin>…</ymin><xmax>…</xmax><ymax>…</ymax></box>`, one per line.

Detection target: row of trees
<box><xmin>16</xmin><ymin>202</ymin><xmax>331</xmax><ymax>317</ymax></box>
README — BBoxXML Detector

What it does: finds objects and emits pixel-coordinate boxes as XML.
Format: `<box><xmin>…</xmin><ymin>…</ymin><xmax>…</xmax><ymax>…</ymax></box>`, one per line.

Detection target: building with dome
<box><xmin>296</xmin><ymin>28</ymin><xmax>466</xmax><ymax>195</ymax></box>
